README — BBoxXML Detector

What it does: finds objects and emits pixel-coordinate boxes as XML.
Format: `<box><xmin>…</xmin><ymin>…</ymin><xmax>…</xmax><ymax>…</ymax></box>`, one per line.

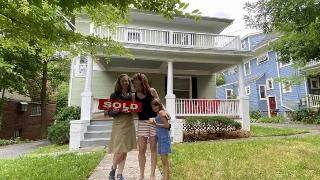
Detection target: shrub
<box><xmin>56</xmin><ymin>82</ymin><xmax>69</xmax><ymax>111</ymax></box>
<box><xmin>257</xmin><ymin>116</ymin><xmax>285</xmax><ymax>123</ymax></box>
<box><xmin>183</xmin><ymin>116</ymin><xmax>243</xmax><ymax>142</ymax></box>
<box><xmin>48</xmin><ymin>106</ymin><xmax>80</xmax><ymax>144</ymax></box>
<box><xmin>250</xmin><ymin>110</ymin><xmax>262</xmax><ymax>121</ymax></box>
<box><xmin>0</xmin><ymin>139</ymin><xmax>18</xmax><ymax>146</ymax></box>
<box><xmin>289</xmin><ymin>109</ymin><xmax>320</xmax><ymax>124</ymax></box>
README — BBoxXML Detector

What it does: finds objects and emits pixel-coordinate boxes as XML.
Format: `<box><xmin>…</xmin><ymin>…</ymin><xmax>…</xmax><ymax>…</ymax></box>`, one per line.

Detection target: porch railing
<box><xmin>93</xmin><ymin>26</ymin><xmax>241</xmax><ymax>50</ymax></box>
<box><xmin>306</xmin><ymin>59</ymin><xmax>320</xmax><ymax>67</ymax></box>
<box><xmin>307</xmin><ymin>94</ymin><xmax>320</xmax><ymax>108</ymax></box>
<box><xmin>175</xmin><ymin>98</ymin><xmax>240</xmax><ymax>117</ymax></box>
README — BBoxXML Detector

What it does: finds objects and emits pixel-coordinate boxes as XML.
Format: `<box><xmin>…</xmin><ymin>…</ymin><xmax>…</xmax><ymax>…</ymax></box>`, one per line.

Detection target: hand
<box><xmin>122</xmin><ymin>108</ymin><xmax>130</xmax><ymax>113</ymax></box>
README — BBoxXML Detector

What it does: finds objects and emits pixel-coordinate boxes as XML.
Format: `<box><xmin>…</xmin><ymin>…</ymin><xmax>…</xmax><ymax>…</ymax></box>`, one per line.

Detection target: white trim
<box><xmin>225</xmin><ymin>89</ymin><xmax>233</xmax><ymax>99</ymax></box>
<box><xmin>245</xmin><ymin>86</ymin><xmax>250</xmax><ymax>95</ymax></box>
<box><xmin>267</xmin><ymin>96</ymin><xmax>277</xmax><ymax>117</ymax></box>
<box><xmin>310</xmin><ymin>78</ymin><xmax>320</xmax><ymax>89</ymax></box>
<box><xmin>256</xmin><ymin>53</ymin><xmax>269</xmax><ymax>65</ymax></box>
<box><xmin>266</xmin><ymin>78</ymin><xmax>274</xmax><ymax>90</ymax></box>
<box><xmin>244</xmin><ymin>61</ymin><xmax>251</xmax><ymax>76</ymax></box>
<box><xmin>67</xmin><ymin>58</ymin><xmax>75</xmax><ymax>106</ymax></box>
<box><xmin>258</xmin><ymin>85</ymin><xmax>267</xmax><ymax>100</ymax></box>
<box><xmin>282</xmin><ymin>80</ymin><xmax>292</xmax><ymax>93</ymax></box>
<box><xmin>216</xmin><ymin>82</ymin><xmax>237</xmax><ymax>88</ymax></box>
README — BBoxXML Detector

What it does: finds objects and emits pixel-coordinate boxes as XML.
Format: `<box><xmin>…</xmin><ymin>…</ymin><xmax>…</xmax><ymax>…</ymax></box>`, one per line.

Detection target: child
<box><xmin>149</xmin><ymin>98</ymin><xmax>171</xmax><ymax>180</ymax></box>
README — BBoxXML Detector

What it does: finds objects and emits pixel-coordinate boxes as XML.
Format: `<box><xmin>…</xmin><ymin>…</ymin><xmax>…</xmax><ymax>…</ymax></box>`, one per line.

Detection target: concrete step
<box><xmin>80</xmin><ymin>138</ymin><xmax>110</xmax><ymax>147</ymax></box>
<box><xmin>90</xmin><ymin>120</ymin><xmax>113</xmax><ymax>126</ymax></box>
<box><xmin>84</xmin><ymin>130</ymin><xmax>112</xmax><ymax>139</ymax></box>
<box><xmin>87</xmin><ymin>125</ymin><xmax>112</xmax><ymax>131</ymax></box>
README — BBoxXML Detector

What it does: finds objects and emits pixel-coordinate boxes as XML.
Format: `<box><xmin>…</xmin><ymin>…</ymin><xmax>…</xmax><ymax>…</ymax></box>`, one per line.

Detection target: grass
<box><xmin>0</xmin><ymin>145</ymin><xmax>105</xmax><ymax>180</ymax></box>
<box><xmin>250</xmin><ymin>125</ymin><xmax>309</xmax><ymax>137</ymax></box>
<box><xmin>28</xmin><ymin>144</ymin><xmax>69</xmax><ymax>155</ymax></box>
<box><xmin>0</xmin><ymin>138</ymin><xmax>33</xmax><ymax>147</ymax></box>
<box><xmin>166</xmin><ymin>136</ymin><xmax>320</xmax><ymax>179</ymax></box>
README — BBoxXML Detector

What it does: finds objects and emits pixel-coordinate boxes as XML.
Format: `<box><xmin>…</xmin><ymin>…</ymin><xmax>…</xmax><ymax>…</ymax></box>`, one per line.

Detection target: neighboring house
<box><xmin>0</xmin><ymin>90</ymin><xmax>56</xmax><ymax>140</ymax></box>
<box><xmin>68</xmin><ymin>10</ymin><xmax>252</xmax><ymax>149</ymax></box>
<box><xmin>217</xmin><ymin>32</ymin><xmax>320</xmax><ymax>117</ymax></box>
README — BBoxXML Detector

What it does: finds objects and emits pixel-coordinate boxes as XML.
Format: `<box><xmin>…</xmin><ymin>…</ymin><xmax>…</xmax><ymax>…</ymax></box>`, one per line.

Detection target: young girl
<box><xmin>150</xmin><ymin>98</ymin><xmax>171</xmax><ymax>180</ymax></box>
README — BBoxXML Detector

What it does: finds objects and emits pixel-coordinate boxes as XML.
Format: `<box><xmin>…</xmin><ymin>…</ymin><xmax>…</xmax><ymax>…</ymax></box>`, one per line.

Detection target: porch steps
<box><xmin>80</xmin><ymin>120</ymin><xmax>112</xmax><ymax>148</ymax></box>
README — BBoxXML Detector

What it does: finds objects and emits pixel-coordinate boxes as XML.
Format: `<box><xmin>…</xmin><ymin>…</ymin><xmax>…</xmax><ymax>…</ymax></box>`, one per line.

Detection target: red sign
<box><xmin>98</xmin><ymin>99</ymin><xmax>142</xmax><ymax>112</ymax></box>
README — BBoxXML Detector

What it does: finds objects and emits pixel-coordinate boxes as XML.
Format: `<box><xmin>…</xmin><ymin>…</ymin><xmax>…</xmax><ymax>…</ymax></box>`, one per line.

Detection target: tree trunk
<box><xmin>40</xmin><ymin>61</ymin><xmax>48</xmax><ymax>138</ymax></box>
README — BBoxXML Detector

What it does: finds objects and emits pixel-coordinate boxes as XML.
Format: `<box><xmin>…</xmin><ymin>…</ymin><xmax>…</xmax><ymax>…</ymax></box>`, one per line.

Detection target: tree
<box><xmin>216</xmin><ymin>73</ymin><xmax>225</xmax><ymax>86</ymax></box>
<box><xmin>0</xmin><ymin>0</ymin><xmax>200</xmax><ymax>137</ymax></box>
<box><xmin>244</xmin><ymin>0</ymin><xmax>320</xmax><ymax>65</ymax></box>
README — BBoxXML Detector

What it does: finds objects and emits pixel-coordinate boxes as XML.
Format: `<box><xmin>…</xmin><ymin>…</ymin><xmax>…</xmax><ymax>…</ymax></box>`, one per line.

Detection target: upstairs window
<box><xmin>266</xmin><ymin>78</ymin><xmax>274</xmax><ymax>90</ymax></box>
<box><xmin>257</xmin><ymin>54</ymin><xmax>269</xmax><ymax>64</ymax></box>
<box><xmin>226</xmin><ymin>89</ymin><xmax>233</xmax><ymax>99</ymax></box>
<box><xmin>259</xmin><ymin>85</ymin><xmax>267</xmax><ymax>99</ymax></box>
<box><xmin>310</xmin><ymin>78</ymin><xmax>320</xmax><ymax>89</ymax></box>
<box><xmin>282</xmin><ymin>80</ymin><xmax>292</xmax><ymax>93</ymax></box>
<box><xmin>244</xmin><ymin>61</ymin><xmax>251</xmax><ymax>76</ymax></box>
<box><xmin>30</xmin><ymin>103</ymin><xmax>41</xmax><ymax>116</ymax></box>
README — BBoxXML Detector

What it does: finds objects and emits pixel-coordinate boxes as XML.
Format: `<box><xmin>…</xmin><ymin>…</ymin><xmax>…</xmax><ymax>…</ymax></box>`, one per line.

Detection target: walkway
<box><xmin>89</xmin><ymin>149</ymin><xmax>162</xmax><ymax>180</ymax></box>
<box><xmin>0</xmin><ymin>140</ymin><xmax>50</xmax><ymax>159</ymax></box>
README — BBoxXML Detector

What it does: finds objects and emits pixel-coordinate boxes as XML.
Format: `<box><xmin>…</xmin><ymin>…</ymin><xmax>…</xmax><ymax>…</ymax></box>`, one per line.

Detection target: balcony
<box><xmin>93</xmin><ymin>26</ymin><xmax>241</xmax><ymax>51</ymax></box>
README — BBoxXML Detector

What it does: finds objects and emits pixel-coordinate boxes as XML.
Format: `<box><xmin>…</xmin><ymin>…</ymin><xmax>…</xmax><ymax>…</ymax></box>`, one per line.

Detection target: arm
<box><xmin>107</xmin><ymin>93</ymin><xmax>120</xmax><ymax>117</ymax></box>
<box><xmin>156</xmin><ymin>111</ymin><xmax>170</xmax><ymax>128</ymax></box>
<box><xmin>150</xmin><ymin>88</ymin><xmax>159</xmax><ymax>99</ymax></box>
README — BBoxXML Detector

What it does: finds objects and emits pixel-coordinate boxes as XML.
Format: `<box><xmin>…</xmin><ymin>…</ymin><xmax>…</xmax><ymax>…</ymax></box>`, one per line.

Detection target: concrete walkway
<box><xmin>89</xmin><ymin>149</ymin><xmax>162</xmax><ymax>180</ymax></box>
<box><xmin>0</xmin><ymin>140</ymin><xmax>50</xmax><ymax>159</ymax></box>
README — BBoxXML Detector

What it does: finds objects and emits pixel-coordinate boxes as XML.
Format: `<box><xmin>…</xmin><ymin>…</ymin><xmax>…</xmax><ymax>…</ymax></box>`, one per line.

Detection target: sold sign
<box><xmin>98</xmin><ymin>99</ymin><xmax>142</xmax><ymax>112</ymax></box>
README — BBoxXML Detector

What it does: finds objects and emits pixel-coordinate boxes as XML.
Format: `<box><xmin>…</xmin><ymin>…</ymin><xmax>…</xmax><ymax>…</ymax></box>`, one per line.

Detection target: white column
<box><xmin>81</xmin><ymin>54</ymin><xmax>93</xmax><ymax>120</ymax></box>
<box><xmin>238</xmin><ymin>63</ymin><xmax>250</xmax><ymax>131</ymax></box>
<box><xmin>69</xmin><ymin>54</ymin><xmax>93</xmax><ymax>150</ymax></box>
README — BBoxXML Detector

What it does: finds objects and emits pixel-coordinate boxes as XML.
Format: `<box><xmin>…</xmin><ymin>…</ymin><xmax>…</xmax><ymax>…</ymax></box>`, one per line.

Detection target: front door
<box><xmin>268</xmin><ymin>96</ymin><xmax>277</xmax><ymax>117</ymax></box>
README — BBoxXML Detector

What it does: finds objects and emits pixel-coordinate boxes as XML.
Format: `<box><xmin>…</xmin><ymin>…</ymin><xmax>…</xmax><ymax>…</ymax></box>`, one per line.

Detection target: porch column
<box><xmin>238</xmin><ymin>63</ymin><xmax>250</xmax><ymax>131</ymax></box>
<box><xmin>165</xmin><ymin>61</ymin><xmax>183</xmax><ymax>143</ymax></box>
<box><xmin>69</xmin><ymin>54</ymin><xmax>93</xmax><ymax>150</ymax></box>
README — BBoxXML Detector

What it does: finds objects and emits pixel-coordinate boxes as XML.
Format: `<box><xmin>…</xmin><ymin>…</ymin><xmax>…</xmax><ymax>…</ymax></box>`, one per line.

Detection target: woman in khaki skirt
<box><xmin>108</xmin><ymin>74</ymin><xmax>137</xmax><ymax>180</ymax></box>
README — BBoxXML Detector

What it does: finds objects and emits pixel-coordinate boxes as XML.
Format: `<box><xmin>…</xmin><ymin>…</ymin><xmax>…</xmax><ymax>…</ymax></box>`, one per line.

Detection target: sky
<box><xmin>182</xmin><ymin>0</ymin><xmax>260</xmax><ymax>37</ymax></box>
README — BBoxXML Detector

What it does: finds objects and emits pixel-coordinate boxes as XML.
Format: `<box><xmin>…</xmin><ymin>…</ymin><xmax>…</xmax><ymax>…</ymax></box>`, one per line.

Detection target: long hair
<box><xmin>151</xmin><ymin>98</ymin><xmax>164</xmax><ymax>111</ymax></box>
<box><xmin>114</xmin><ymin>74</ymin><xmax>133</xmax><ymax>93</ymax></box>
<box><xmin>132</xmin><ymin>73</ymin><xmax>151</xmax><ymax>95</ymax></box>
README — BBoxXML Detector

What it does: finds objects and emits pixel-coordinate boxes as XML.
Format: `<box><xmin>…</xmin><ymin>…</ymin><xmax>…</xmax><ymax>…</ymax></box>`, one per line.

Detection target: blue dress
<box><xmin>155</xmin><ymin>115</ymin><xmax>171</xmax><ymax>155</ymax></box>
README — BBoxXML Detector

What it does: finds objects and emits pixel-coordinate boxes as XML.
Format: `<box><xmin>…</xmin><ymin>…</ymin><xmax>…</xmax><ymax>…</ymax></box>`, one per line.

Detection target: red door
<box><xmin>268</xmin><ymin>97</ymin><xmax>277</xmax><ymax>117</ymax></box>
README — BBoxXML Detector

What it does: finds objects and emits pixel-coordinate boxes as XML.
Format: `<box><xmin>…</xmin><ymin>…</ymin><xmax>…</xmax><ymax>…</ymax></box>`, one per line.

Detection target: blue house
<box><xmin>216</xmin><ymin>33</ymin><xmax>320</xmax><ymax>117</ymax></box>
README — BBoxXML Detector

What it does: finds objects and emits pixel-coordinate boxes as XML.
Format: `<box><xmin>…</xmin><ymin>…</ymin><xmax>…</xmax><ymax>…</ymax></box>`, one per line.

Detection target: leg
<box><xmin>117</xmin><ymin>152</ymin><xmax>127</xmax><ymax>175</ymax></box>
<box><xmin>149</xmin><ymin>136</ymin><xmax>157</xmax><ymax>180</ymax></box>
<box><xmin>161</xmin><ymin>155</ymin><xmax>169</xmax><ymax>180</ymax></box>
<box><xmin>138</xmin><ymin>136</ymin><xmax>148</xmax><ymax>180</ymax></box>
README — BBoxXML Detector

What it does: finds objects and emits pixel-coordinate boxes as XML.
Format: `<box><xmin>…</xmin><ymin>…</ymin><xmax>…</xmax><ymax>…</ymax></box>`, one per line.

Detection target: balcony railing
<box><xmin>307</xmin><ymin>94</ymin><xmax>320</xmax><ymax>108</ymax></box>
<box><xmin>93</xmin><ymin>26</ymin><xmax>241</xmax><ymax>50</ymax></box>
<box><xmin>175</xmin><ymin>98</ymin><xmax>240</xmax><ymax>117</ymax></box>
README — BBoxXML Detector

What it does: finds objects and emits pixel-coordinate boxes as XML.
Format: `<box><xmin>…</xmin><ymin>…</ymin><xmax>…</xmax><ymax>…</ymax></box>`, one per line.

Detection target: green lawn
<box><xmin>0</xmin><ymin>146</ymin><xmax>105</xmax><ymax>180</ymax></box>
<box><xmin>28</xmin><ymin>144</ymin><xmax>69</xmax><ymax>155</ymax></box>
<box><xmin>250</xmin><ymin>125</ymin><xmax>309</xmax><ymax>137</ymax></box>
<box><xmin>167</xmin><ymin>136</ymin><xmax>320</xmax><ymax>179</ymax></box>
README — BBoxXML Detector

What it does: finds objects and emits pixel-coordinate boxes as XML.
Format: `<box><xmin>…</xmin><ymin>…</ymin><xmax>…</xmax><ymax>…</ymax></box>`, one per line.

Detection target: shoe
<box><xmin>108</xmin><ymin>166</ymin><xmax>116</xmax><ymax>180</ymax></box>
<box><xmin>117</xmin><ymin>174</ymin><xmax>125</xmax><ymax>180</ymax></box>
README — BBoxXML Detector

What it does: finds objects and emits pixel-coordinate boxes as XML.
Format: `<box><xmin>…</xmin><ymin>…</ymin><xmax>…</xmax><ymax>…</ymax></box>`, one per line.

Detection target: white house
<box><xmin>68</xmin><ymin>10</ymin><xmax>251</xmax><ymax>150</ymax></box>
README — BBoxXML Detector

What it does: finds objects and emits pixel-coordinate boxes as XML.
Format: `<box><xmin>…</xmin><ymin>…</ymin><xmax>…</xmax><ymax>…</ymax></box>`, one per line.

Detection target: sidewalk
<box><xmin>0</xmin><ymin>140</ymin><xmax>50</xmax><ymax>159</ymax></box>
<box><xmin>89</xmin><ymin>149</ymin><xmax>162</xmax><ymax>180</ymax></box>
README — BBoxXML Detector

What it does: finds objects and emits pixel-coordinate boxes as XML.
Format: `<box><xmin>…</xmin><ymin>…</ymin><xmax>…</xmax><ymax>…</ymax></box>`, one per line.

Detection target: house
<box><xmin>0</xmin><ymin>90</ymin><xmax>56</xmax><ymax>140</ymax></box>
<box><xmin>68</xmin><ymin>10</ymin><xmax>252</xmax><ymax>150</ymax></box>
<box><xmin>216</xmin><ymin>32</ymin><xmax>320</xmax><ymax>118</ymax></box>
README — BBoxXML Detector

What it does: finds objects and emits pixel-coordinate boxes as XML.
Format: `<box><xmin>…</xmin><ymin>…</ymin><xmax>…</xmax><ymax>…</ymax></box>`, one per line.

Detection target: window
<box><xmin>241</xmin><ymin>41</ymin><xmax>246</xmax><ymax>49</ymax></box>
<box><xmin>244</xmin><ymin>61</ymin><xmax>251</xmax><ymax>76</ymax></box>
<box><xmin>173</xmin><ymin>76</ymin><xmax>191</xmax><ymax>98</ymax></box>
<box><xmin>226</xmin><ymin>89</ymin><xmax>233</xmax><ymax>99</ymax></box>
<box><xmin>75</xmin><ymin>56</ymin><xmax>88</xmax><ymax>77</ymax></box>
<box><xmin>259</xmin><ymin>85</ymin><xmax>267</xmax><ymax>99</ymax></box>
<box><xmin>127</xmin><ymin>30</ymin><xmax>141</xmax><ymax>42</ymax></box>
<box><xmin>282</xmin><ymin>80</ymin><xmax>292</xmax><ymax>93</ymax></box>
<box><xmin>310</xmin><ymin>78</ymin><xmax>320</xmax><ymax>89</ymax></box>
<box><xmin>278</xmin><ymin>53</ymin><xmax>293</xmax><ymax>67</ymax></box>
<box><xmin>245</xmin><ymin>86</ymin><xmax>250</xmax><ymax>95</ymax></box>
<box><xmin>266</xmin><ymin>78</ymin><xmax>274</xmax><ymax>90</ymax></box>
<box><xmin>257</xmin><ymin>54</ymin><xmax>269</xmax><ymax>64</ymax></box>
<box><xmin>30</xmin><ymin>103</ymin><xmax>41</xmax><ymax>116</ymax></box>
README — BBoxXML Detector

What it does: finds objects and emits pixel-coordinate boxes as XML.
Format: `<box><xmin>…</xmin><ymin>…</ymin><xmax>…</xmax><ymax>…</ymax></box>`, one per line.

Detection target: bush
<box><xmin>289</xmin><ymin>109</ymin><xmax>320</xmax><ymax>124</ymax></box>
<box><xmin>56</xmin><ymin>82</ymin><xmax>69</xmax><ymax>111</ymax></box>
<box><xmin>0</xmin><ymin>139</ymin><xmax>18</xmax><ymax>146</ymax></box>
<box><xmin>183</xmin><ymin>116</ymin><xmax>243</xmax><ymax>142</ymax></box>
<box><xmin>250</xmin><ymin>110</ymin><xmax>262</xmax><ymax>121</ymax></box>
<box><xmin>48</xmin><ymin>106</ymin><xmax>80</xmax><ymax>144</ymax></box>
<box><xmin>257</xmin><ymin>116</ymin><xmax>285</xmax><ymax>123</ymax></box>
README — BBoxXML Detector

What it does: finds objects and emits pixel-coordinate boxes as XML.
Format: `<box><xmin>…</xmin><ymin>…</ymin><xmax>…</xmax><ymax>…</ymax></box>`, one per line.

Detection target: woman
<box><xmin>132</xmin><ymin>73</ymin><xmax>159</xmax><ymax>180</ymax></box>
<box><xmin>108</xmin><ymin>74</ymin><xmax>137</xmax><ymax>180</ymax></box>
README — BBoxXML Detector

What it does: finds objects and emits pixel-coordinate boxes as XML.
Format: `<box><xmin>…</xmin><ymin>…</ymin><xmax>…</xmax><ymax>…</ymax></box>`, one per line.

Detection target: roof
<box><xmin>251</xmin><ymin>33</ymin><xmax>281</xmax><ymax>51</ymax></box>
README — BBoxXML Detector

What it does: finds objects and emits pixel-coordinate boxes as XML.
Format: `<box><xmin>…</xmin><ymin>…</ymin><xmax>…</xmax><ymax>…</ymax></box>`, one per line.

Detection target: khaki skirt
<box><xmin>108</xmin><ymin>113</ymin><xmax>137</xmax><ymax>153</ymax></box>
